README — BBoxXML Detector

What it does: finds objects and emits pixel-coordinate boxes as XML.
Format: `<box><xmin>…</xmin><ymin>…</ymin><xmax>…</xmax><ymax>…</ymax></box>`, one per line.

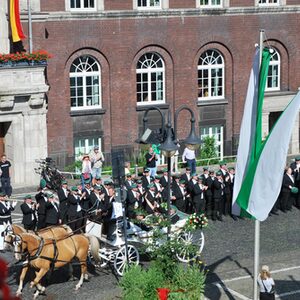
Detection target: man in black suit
<box><xmin>186</xmin><ymin>173</ymin><xmax>198</xmax><ymax>213</ymax></box>
<box><xmin>124</xmin><ymin>173</ymin><xmax>134</xmax><ymax>190</ymax></box>
<box><xmin>141</xmin><ymin>169</ymin><xmax>153</xmax><ymax>190</ymax></box>
<box><xmin>159</xmin><ymin>168</ymin><xmax>168</xmax><ymax>188</ymax></box>
<box><xmin>80</xmin><ymin>180</ymin><xmax>93</xmax><ymax>232</ymax></box>
<box><xmin>126</xmin><ymin>184</ymin><xmax>140</xmax><ymax>218</ymax></box>
<box><xmin>192</xmin><ymin>176</ymin><xmax>207</xmax><ymax>213</ymax></box>
<box><xmin>281</xmin><ymin>167</ymin><xmax>295</xmax><ymax>212</ymax></box>
<box><xmin>205</xmin><ymin>170</ymin><xmax>215</xmax><ymax>219</ymax></box>
<box><xmin>20</xmin><ymin>195</ymin><xmax>37</xmax><ymax>230</ymax></box>
<box><xmin>290</xmin><ymin>157</ymin><xmax>300</xmax><ymax>209</ymax></box>
<box><xmin>144</xmin><ymin>184</ymin><xmax>159</xmax><ymax>214</ymax></box>
<box><xmin>35</xmin><ymin>188</ymin><xmax>47</xmax><ymax>229</ymax></box>
<box><xmin>45</xmin><ymin>193</ymin><xmax>61</xmax><ymax>227</ymax></box>
<box><xmin>212</xmin><ymin>171</ymin><xmax>225</xmax><ymax>221</ymax></box>
<box><xmin>173</xmin><ymin>180</ymin><xmax>186</xmax><ymax>212</ymax></box>
<box><xmin>136</xmin><ymin>179</ymin><xmax>145</xmax><ymax>206</ymax></box>
<box><xmin>57</xmin><ymin>180</ymin><xmax>69</xmax><ymax>224</ymax></box>
<box><xmin>67</xmin><ymin>186</ymin><xmax>83</xmax><ymax>233</ymax></box>
<box><xmin>180</xmin><ymin>167</ymin><xmax>191</xmax><ymax>184</ymax></box>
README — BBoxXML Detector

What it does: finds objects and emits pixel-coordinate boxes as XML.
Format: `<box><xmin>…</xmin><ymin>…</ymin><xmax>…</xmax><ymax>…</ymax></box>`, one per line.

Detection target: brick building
<box><xmin>3</xmin><ymin>0</ymin><xmax>300</xmax><ymax>170</ymax></box>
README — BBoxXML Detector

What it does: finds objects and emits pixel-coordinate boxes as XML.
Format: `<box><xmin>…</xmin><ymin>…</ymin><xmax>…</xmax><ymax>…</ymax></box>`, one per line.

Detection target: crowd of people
<box><xmin>0</xmin><ymin>145</ymin><xmax>300</xmax><ymax>252</ymax></box>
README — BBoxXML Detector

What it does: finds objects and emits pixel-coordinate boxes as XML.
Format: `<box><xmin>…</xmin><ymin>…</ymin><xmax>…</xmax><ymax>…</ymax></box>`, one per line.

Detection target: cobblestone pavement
<box><xmin>1</xmin><ymin>192</ymin><xmax>300</xmax><ymax>299</ymax></box>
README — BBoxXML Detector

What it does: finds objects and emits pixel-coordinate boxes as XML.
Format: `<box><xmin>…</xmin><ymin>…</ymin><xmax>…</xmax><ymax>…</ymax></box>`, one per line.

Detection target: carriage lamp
<box><xmin>174</xmin><ymin>105</ymin><xmax>202</xmax><ymax>151</ymax></box>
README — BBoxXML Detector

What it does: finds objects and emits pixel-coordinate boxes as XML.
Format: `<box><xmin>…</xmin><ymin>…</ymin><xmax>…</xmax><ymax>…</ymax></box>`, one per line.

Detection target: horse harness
<box><xmin>16</xmin><ymin>233</ymin><xmax>87</xmax><ymax>267</ymax></box>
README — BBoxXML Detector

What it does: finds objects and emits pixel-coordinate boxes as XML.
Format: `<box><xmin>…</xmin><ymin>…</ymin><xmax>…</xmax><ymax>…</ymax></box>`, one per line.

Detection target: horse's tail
<box><xmin>84</xmin><ymin>234</ymin><xmax>100</xmax><ymax>263</ymax></box>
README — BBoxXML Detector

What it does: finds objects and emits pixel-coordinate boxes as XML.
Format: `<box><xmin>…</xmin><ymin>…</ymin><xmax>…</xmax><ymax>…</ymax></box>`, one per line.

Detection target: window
<box><xmin>266</xmin><ymin>49</ymin><xmax>280</xmax><ymax>91</ymax></box>
<box><xmin>198</xmin><ymin>49</ymin><xmax>224</xmax><ymax>100</ymax></box>
<box><xmin>258</xmin><ymin>0</ymin><xmax>279</xmax><ymax>5</ymax></box>
<box><xmin>200</xmin><ymin>125</ymin><xmax>224</xmax><ymax>159</ymax></box>
<box><xmin>70</xmin><ymin>0</ymin><xmax>96</xmax><ymax>10</ymax></box>
<box><xmin>74</xmin><ymin>137</ymin><xmax>102</xmax><ymax>161</ymax></box>
<box><xmin>70</xmin><ymin>55</ymin><xmax>101</xmax><ymax>110</ymax></box>
<box><xmin>199</xmin><ymin>0</ymin><xmax>222</xmax><ymax>7</ymax></box>
<box><xmin>137</xmin><ymin>0</ymin><xmax>161</xmax><ymax>9</ymax></box>
<box><xmin>136</xmin><ymin>52</ymin><xmax>165</xmax><ymax>104</ymax></box>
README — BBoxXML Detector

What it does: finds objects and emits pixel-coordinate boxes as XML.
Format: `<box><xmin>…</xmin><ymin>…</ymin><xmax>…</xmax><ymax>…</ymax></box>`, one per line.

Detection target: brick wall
<box><xmin>27</xmin><ymin>7</ymin><xmax>300</xmax><ymax>163</ymax></box>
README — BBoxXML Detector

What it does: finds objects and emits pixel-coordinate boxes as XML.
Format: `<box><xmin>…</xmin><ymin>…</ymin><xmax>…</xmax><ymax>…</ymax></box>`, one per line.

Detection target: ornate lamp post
<box><xmin>137</xmin><ymin>105</ymin><xmax>202</xmax><ymax>236</ymax></box>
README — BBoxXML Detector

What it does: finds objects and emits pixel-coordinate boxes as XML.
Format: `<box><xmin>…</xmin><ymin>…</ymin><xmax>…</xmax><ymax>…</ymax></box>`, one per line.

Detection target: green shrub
<box><xmin>198</xmin><ymin>136</ymin><xmax>218</xmax><ymax>166</ymax></box>
<box><xmin>120</xmin><ymin>264</ymin><xmax>165</xmax><ymax>300</ymax></box>
<box><xmin>120</xmin><ymin>235</ymin><xmax>206</xmax><ymax>300</ymax></box>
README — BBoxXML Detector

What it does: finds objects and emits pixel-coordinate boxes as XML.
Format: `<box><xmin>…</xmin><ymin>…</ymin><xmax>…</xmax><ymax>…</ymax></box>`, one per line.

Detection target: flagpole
<box><xmin>27</xmin><ymin>0</ymin><xmax>32</xmax><ymax>53</ymax></box>
<box><xmin>253</xmin><ymin>28</ymin><xmax>264</xmax><ymax>300</ymax></box>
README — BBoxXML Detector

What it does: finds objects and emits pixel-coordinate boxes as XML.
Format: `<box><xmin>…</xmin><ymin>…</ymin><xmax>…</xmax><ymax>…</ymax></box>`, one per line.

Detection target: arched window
<box><xmin>136</xmin><ymin>52</ymin><xmax>165</xmax><ymax>104</ymax></box>
<box><xmin>198</xmin><ymin>49</ymin><xmax>224</xmax><ymax>99</ymax></box>
<box><xmin>266</xmin><ymin>49</ymin><xmax>280</xmax><ymax>91</ymax></box>
<box><xmin>70</xmin><ymin>55</ymin><xmax>101</xmax><ymax>109</ymax></box>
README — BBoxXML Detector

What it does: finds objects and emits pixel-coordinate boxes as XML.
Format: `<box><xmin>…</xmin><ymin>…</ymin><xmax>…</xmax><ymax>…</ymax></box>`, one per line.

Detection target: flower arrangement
<box><xmin>0</xmin><ymin>50</ymin><xmax>52</xmax><ymax>64</ymax></box>
<box><xmin>185</xmin><ymin>213</ymin><xmax>208</xmax><ymax>231</ymax></box>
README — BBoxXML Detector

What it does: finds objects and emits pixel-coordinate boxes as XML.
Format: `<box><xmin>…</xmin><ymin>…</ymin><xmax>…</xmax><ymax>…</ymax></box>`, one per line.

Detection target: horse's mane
<box><xmin>12</xmin><ymin>224</ymin><xmax>26</xmax><ymax>232</ymax></box>
<box><xmin>20</xmin><ymin>232</ymin><xmax>41</xmax><ymax>242</ymax></box>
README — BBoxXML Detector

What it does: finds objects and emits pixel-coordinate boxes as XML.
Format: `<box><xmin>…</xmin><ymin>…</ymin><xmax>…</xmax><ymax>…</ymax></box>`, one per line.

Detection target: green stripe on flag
<box><xmin>236</xmin><ymin>48</ymin><xmax>271</xmax><ymax>215</ymax></box>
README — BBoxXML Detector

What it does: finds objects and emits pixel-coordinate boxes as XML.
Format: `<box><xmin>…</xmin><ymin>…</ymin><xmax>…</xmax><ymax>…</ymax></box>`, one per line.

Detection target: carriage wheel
<box><xmin>114</xmin><ymin>245</ymin><xmax>140</xmax><ymax>276</ymax></box>
<box><xmin>175</xmin><ymin>230</ymin><xmax>205</xmax><ymax>263</ymax></box>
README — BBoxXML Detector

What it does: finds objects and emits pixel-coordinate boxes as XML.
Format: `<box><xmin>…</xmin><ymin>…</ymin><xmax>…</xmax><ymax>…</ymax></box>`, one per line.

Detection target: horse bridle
<box><xmin>14</xmin><ymin>234</ymin><xmax>45</xmax><ymax>261</ymax></box>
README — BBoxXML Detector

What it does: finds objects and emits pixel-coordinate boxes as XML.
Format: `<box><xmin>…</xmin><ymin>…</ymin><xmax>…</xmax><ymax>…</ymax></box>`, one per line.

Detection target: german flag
<box><xmin>10</xmin><ymin>0</ymin><xmax>25</xmax><ymax>43</ymax></box>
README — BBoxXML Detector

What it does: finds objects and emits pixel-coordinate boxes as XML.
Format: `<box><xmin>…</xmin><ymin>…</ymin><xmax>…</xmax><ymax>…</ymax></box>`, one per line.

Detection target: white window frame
<box><xmin>70</xmin><ymin>55</ymin><xmax>102</xmax><ymax>111</ymax></box>
<box><xmin>74</xmin><ymin>137</ymin><xmax>102</xmax><ymax>161</ymax></box>
<box><xmin>257</xmin><ymin>0</ymin><xmax>280</xmax><ymax>6</ymax></box>
<box><xmin>198</xmin><ymin>49</ymin><xmax>225</xmax><ymax>100</ymax></box>
<box><xmin>136</xmin><ymin>52</ymin><xmax>166</xmax><ymax>105</ymax></box>
<box><xmin>66</xmin><ymin>0</ymin><xmax>104</xmax><ymax>11</ymax></box>
<box><xmin>265</xmin><ymin>49</ymin><xmax>280</xmax><ymax>92</ymax></box>
<box><xmin>134</xmin><ymin>0</ymin><xmax>167</xmax><ymax>10</ymax></box>
<box><xmin>198</xmin><ymin>0</ymin><xmax>223</xmax><ymax>8</ymax></box>
<box><xmin>200</xmin><ymin>125</ymin><xmax>224</xmax><ymax>160</ymax></box>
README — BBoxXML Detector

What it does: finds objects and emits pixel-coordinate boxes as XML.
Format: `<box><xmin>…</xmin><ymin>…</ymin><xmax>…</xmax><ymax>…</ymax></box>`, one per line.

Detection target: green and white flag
<box><xmin>232</xmin><ymin>48</ymin><xmax>260</xmax><ymax>216</ymax></box>
<box><xmin>233</xmin><ymin>48</ymin><xmax>300</xmax><ymax>221</ymax></box>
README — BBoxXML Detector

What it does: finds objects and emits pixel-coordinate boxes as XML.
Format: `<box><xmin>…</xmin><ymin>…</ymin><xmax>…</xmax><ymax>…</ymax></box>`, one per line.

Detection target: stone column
<box><xmin>290</xmin><ymin>114</ymin><xmax>299</xmax><ymax>154</ymax></box>
<box><xmin>0</xmin><ymin>1</ymin><xmax>9</xmax><ymax>53</ymax></box>
<box><xmin>262</xmin><ymin>112</ymin><xmax>269</xmax><ymax>141</ymax></box>
<box><xmin>22</xmin><ymin>104</ymin><xmax>48</xmax><ymax>186</ymax></box>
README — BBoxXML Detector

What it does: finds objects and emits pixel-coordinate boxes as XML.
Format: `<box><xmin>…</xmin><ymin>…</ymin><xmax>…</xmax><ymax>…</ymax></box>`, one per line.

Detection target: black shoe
<box><xmin>217</xmin><ymin>216</ymin><xmax>223</xmax><ymax>221</ymax></box>
<box><xmin>231</xmin><ymin>215</ymin><xmax>238</xmax><ymax>221</ymax></box>
<box><xmin>272</xmin><ymin>211</ymin><xmax>279</xmax><ymax>215</ymax></box>
<box><xmin>0</xmin><ymin>250</ymin><xmax>5</xmax><ymax>254</ymax></box>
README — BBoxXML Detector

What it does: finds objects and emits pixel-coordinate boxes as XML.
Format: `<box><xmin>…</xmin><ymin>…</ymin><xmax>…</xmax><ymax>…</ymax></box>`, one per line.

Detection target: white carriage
<box><xmin>86</xmin><ymin>203</ymin><xmax>205</xmax><ymax>276</ymax></box>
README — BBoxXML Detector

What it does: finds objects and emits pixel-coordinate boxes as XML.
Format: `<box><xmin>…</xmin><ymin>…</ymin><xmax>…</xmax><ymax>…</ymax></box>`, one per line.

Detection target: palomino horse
<box><xmin>14</xmin><ymin>232</ymin><xmax>100</xmax><ymax>299</ymax></box>
<box><xmin>4</xmin><ymin>224</ymin><xmax>73</xmax><ymax>248</ymax></box>
<box><xmin>4</xmin><ymin>224</ymin><xmax>73</xmax><ymax>296</ymax></box>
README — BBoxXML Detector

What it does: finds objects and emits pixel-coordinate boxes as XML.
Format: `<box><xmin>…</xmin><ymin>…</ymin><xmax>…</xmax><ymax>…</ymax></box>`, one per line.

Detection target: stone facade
<box><xmin>0</xmin><ymin>66</ymin><xmax>49</xmax><ymax>186</ymax></box>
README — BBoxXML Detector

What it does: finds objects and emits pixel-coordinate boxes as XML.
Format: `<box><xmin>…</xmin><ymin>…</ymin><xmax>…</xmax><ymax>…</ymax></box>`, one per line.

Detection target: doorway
<box><xmin>0</xmin><ymin>122</ymin><xmax>11</xmax><ymax>156</ymax></box>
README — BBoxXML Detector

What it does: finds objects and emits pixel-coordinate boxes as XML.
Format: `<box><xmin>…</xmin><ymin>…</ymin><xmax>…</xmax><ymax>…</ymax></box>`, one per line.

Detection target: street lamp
<box><xmin>136</xmin><ymin>105</ymin><xmax>202</xmax><ymax>236</ymax></box>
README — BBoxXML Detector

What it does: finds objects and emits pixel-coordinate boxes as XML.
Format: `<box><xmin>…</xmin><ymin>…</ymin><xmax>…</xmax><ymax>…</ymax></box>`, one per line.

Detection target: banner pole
<box><xmin>27</xmin><ymin>0</ymin><xmax>32</xmax><ymax>53</ymax></box>
<box><xmin>253</xmin><ymin>28</ymin><xmax>264</xmax><ymax>300</ymax></box>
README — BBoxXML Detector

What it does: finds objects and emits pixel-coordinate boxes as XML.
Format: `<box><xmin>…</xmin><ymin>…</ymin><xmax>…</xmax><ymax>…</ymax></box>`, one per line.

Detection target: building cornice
<box><xmin>19</xmin><ymin>6</ymin><xmax>300</xmax><ymax>22</ymax></box>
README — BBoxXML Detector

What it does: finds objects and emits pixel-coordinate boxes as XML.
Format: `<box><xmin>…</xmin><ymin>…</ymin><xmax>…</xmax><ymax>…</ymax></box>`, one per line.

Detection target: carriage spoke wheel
<box><xmin>114</xmin><ymin>245</ymin><xmax>140</xmax><ymax>276</ymax></box>
<box><xmin>175</xmin><ymin>230</ymin><xmax>205</xmax><ymax>263</ymax></box>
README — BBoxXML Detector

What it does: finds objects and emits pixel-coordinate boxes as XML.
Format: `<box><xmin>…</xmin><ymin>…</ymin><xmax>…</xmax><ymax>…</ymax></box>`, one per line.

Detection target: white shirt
<box><xmin>287</xmin><ymin>173</ymin><xmax>294</xmax><ymax>183</ymax></box>
<box><xmin>257</xmin><ymin>276</ymin><xmax>275</xmax><ymax>293</ymax></box>
<box><xmin>182</xmin><ymin>148</ymin><xmax>196</xmax><ymax>161</ymax></box>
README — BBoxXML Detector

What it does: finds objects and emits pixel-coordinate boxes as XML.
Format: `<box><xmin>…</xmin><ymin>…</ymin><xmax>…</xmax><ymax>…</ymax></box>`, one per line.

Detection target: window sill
<box><xmin>197</xmin><ymin>98</ymin><xmax>228</xmax><ymax>106</ymax></box>
<box><xmin>70</xmin><ymin>108</ymin><xmax>106</xmax><ymax>116</ymax></box>
<box><xmin>136</xmin><ymin>103</ymin><xmax>169</xmax><ymax>111</ymax></box>
<box><xmin>264</xmin><ymin>90</ymin><xmax>295</xmax><ymax>98</ymax></box>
